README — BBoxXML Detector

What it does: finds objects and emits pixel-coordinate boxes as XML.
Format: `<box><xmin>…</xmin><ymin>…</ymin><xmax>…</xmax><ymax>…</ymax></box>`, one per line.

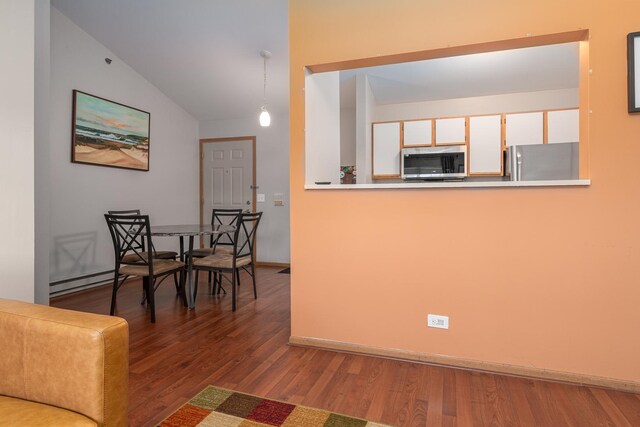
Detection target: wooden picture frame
<box><xmin>628</xmin><ymin>32</ymin><xmax>640</xmax><ymax>113</ymax></box>
<box><xmin>71</xmin><ymin>90</ymin><xmax>150</xmax><ymax>171</ymax></box>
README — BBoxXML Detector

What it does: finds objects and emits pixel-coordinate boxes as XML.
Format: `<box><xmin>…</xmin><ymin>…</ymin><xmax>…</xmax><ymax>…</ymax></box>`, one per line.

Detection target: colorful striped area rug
<box><xmin>159</xmin><ymin>386</ymin><xmax>391</xmax><ymax>427</ymax></box>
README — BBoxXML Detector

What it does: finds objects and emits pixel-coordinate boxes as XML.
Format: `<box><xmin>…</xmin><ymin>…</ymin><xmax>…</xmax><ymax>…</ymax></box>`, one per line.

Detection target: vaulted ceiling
<box><xmin>51</xmin><ymin>0</ymin><xmax>289</xmax><ymax>122</ymax></box>
<box><xmin>50</xmin><ymin>1</ymin><xmax>579</xmax><ymax>120</ymax></box>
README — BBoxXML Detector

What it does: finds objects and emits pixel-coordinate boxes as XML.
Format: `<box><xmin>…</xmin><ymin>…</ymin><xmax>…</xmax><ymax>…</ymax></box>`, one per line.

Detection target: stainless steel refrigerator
<box><xmin>505</xmin><ymin>142</ymin><xmax>579</xmax><ymax>181</ymax></box>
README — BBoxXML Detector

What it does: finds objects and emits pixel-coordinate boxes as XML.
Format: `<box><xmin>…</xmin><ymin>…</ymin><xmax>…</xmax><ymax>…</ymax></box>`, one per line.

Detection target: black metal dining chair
<box><xmin>108</xmin><ymin>209</ymin><xmax>180</xmax><ymax>296</ymax></box>
<box><xmin>191</xmin><ymin>211</ymin><xmax>262</xmax><ymax>311</ymax></box>
<box><xmin>188</xmin><ymin>208</ymin><xmax>243</xmax><ymax>257</ymax></box>
<box><xmin>104</xmin><ymin>214</ymin><xmax>185</xmax><ymax>323</ymax></box>
<box><xmin>186</xmin><ymin>208</ymin><xmax>243</xmax><ymax>293</ymax></box>
<box><xmin>107</xmin><ymin>209</ymin><xmax>179</xmax><ymax>262</ymax></box>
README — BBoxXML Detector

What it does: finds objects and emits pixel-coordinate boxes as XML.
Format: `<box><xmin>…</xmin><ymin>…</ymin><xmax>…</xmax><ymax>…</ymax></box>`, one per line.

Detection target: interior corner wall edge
<box><xmin>0</xmin><ymin>0</ymin><xmax>36</xmax><ymax>302</ymax></box>
<box><xmin>49</xmin><ymin>7</ymin><xmax>200</xmax><ymax>292</ymax></box>
<box><xmin>199</xmin><ymin>114</ymin><xmax>291</xmax><ymax>264</ymax></box>
<box><xmin>34</xmin><ymin>0</ymin><xmax>51</xmax><ymax>304</ymax></box>
<box><xmin>289</xmin><ymin>0</ymin><xmax>640</xmax><ymax>384</ymax></box>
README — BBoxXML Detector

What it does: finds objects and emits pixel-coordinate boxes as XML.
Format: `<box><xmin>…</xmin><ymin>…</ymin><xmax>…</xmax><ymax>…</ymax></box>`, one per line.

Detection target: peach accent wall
<box><xmin>289</xmin><ymin>0</ymin><xmax>640</xmax><ymax>382</ymax></box>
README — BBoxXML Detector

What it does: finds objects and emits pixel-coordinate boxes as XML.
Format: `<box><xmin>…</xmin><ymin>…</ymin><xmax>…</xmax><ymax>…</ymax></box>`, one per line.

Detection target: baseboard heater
<box><xmin>49</xmin><ymin>269</ymin><xmax>114</xmax><ymax>297</ymax></box>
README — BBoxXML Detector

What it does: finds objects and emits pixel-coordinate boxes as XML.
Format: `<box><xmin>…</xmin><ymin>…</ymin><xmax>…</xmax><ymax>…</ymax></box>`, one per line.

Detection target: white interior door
<box><xmin>202</xmin><ymin>139</ymin><xmax>254</xmax><ymax>221</ymax></box>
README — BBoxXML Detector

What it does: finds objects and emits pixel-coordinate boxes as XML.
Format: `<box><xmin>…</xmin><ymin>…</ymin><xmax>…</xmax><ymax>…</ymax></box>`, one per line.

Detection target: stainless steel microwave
<box><xmin>401</xmin><ymin>146</ymin><xmax>467</xmax><ymax>180</ymax></box>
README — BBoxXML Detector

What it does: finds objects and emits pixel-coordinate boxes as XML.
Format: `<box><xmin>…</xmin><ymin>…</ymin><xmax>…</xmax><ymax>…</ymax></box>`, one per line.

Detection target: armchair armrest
<box><xmin>0</xmin><ymin>299</ymin><xmax>128</xmax><ymax>427</ymax></box>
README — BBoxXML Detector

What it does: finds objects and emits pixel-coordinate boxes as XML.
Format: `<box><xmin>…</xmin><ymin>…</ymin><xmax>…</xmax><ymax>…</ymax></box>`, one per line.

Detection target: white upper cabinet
<box><xmin>403</xmin><ymin>120</ymin><xmax>432</xmax><ymax>147</ymax></box>
<box><xmin>469</xmin><ymin>115</ymin><xmax>502</xmax><ymax>175</ymax></box>
<box><xmin>548</xmin><ymin>109</ymin><xmax>579</xmax><ymax>144</ymax></box>
<box><xmin>505</xmin><ymin>112</ymin><xmax>543</xmax><ymax>146</ymax></box>
<box><xmin>435</xmin><ymin>117</ymin><xmax>466</xmax><ymax>145</ymax></box>
<box><xmin>372</xmin><ymin>122</ymin><xmax>401</xmax><ymax>177</ymax></box>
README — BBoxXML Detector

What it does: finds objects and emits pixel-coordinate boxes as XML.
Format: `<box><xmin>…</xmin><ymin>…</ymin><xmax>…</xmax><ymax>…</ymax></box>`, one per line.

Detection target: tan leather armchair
<box><xmin>0</xmin><ymin>299</ymin><xmax>128</xmax><ymax>426</ymax></box>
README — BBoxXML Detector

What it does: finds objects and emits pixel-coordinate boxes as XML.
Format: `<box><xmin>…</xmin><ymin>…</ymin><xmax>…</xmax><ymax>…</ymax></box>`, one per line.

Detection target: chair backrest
<box><xmin>232</xmin><ymin>212</ymin><xmax>263</xmax><ymax>259</ymax></box>
<box><xmin>107</xmin><ymin>209</ymin><xmax>145</xmax><ymax>251</ymax></box>
<box><xmin>104</xmin><ymin>214</ymin><xmax>156</xmax><ymax>274</ymax></box>
<box><xmin>209</xmin><ymin>208</ymin><xmax>243</xmax><ymax>250</ymax></box>
<box><xmin>108</xmin><ymin>209</ymin><xmax>141</xmax><ymax>215</ymax></box>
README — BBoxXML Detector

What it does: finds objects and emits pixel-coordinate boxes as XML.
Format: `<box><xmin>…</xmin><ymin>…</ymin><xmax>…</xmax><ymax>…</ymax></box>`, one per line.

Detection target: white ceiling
<box><xmin>50</xmin><ymin>2</ymin><xmax>577</xmax><ymax>120</ymax></box>
<box><xmin>51</xmin><ymin>0</ymin><xmax>289</xmax><ymax>122</ymax></box>
<box><xmin>340</xmin><ymin>42</ymin><xmax>579</xmax><ymax>107</ymax></box>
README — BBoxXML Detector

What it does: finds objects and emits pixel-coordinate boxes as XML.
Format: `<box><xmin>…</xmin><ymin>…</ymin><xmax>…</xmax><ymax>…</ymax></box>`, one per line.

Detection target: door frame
<box><xmin>199</xmin><ymin>136</ymin><xmax>257</xmax><ymax>226</ymax></box>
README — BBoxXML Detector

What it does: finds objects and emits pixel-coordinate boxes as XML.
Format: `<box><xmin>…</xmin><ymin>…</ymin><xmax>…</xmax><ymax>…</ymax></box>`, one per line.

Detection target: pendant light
<box><xmin>259</xmin><ymin>50</ymin><xmax>272</xmax><ymax>127</ymax></box>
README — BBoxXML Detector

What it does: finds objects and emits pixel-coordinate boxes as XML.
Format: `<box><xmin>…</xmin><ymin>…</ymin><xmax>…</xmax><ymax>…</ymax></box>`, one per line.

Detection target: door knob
<box><xmin>246</xmin><ymin>201</ymin><xmax>251</xmax><ymax>205</ymax></box>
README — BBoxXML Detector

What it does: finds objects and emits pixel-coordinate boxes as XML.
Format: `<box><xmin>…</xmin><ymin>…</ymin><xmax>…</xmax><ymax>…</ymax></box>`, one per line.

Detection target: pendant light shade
<box><xmin>259</xmin><ymin>106</ymin><xmax>271</xmax><ymax>127</ymax></box>
<box><xmin>259</xmin><ymin>50</ymin><xmax>272</xmax><ymax>127</ymax></box>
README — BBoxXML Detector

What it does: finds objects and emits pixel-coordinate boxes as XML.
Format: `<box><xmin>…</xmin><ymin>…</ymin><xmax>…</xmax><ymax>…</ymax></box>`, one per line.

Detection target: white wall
<box><xmin>355</xmin><ymin>75</ymin><xmax>376</xmax><ymax>184</ymax></box>
<box><xmin>0</xmin><ymin>0</ymin><xmax>36</xmax><ymax>302</ymax></box>
<box><xmin>34</xmin><ymin>0</ymin><xmax>50</xmax><ymax>304</ymax></box>
<box><xmin>199</xmin><ymin>114</ymin><xmax>290</xmax><ymax>264</ymax></box>
<box><xmin>305</xmin><ymin>71</ymin><xmax>341</xmax><ymax>185</ymax></box>
<box><xmin>49</xmin><ymin>8</ymin><xmax>199</xmax><ymax>292</ymax></box>
<box><xmin>374</xmin><ymin>88</ymin><xmax>578</xmax><ymax>122</ymax></box>
<box><xmin>340</xmin><ymin>108</ymin><xmax>356</xmax><ymax>166</ymax></box>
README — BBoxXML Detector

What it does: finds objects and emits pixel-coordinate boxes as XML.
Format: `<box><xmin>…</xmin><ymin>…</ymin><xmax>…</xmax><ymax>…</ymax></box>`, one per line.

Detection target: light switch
<box><xmin>257</xmin><ymin>194</ymin><xmax>265</xmax><ymax>203</ymax></box>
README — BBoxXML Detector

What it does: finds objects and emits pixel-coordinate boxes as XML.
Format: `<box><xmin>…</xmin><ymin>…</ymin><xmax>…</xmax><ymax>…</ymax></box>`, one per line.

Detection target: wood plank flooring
<box><xmin>52</xmin><ymin>267</ymin><xmax>640</xmax><ymax>427</ymax></box>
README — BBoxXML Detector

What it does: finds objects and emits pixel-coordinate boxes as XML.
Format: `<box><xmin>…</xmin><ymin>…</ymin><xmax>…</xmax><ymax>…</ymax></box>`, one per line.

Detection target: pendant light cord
<box><xmin>259</xmin><ymin>50</ymin><xmax>272</xmax><ymax>126</ymax></box>
<box><xmin>263</xmin><ymin>55</ymin><xmax>267</xmax><ymax>108</ymax></box>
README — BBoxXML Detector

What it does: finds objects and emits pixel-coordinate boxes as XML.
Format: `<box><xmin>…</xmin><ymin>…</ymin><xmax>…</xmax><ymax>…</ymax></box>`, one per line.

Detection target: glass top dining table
<box><xmin>146</xmin><ymin>224</ymin><xmax>236</xmax><ymax>308</ymax></box>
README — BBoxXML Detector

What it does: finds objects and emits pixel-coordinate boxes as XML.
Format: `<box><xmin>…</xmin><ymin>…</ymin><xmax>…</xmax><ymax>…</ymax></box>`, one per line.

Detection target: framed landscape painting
<box><xmin>629</xmin><ymin>32</ymin><xmax>640</xmax><ymax>113</ymax></box>
<box><xmin>72</xmin><ymin>90</ymin><xmax>150</xmax><ymax>171</ymax></box>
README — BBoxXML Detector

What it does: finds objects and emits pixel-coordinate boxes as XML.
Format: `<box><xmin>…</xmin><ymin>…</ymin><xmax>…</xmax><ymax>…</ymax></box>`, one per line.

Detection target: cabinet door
<box><xmin>372</xmin><ymin>122</ymin><xmax>401</xmax><ymax>177</ymax></box>
<box><xmin>403</xmin><ymin>120</ymin><xmax>432</xmax><ymax>146</ymax></box>
<box><xmin>435</xmin><ymin>117</ymin><xmax>466</xmax><ymax>145</ymax></box>
<box><xmin>505</xmin><ymin>112</ymin><xmax>543</xmax><ymax>146</ymax></box>
<box><xmin>548</xmin><ymin>109</ymin><xmax>579</xmax><ymax>144</ymax></box>
<box><xmin>469</xmin><ymin>115</ymin><xmax>502</xmax><ymax>175</ymax></box>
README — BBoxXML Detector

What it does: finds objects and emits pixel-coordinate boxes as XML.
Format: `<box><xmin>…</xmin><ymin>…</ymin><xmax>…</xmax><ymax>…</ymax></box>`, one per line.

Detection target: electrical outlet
<box><xmin>427</xmin><ymin>314</ymin><xmax>449</xmax><ymax>329</ymax></box>
<box><xmin>257</xmin><ymin>194</ymin><xmax>265</xmax><ymax>203</ymax></box>
<box><xmin>273</xmin><ymin>192</ymin><xmax>284</xmax><ymax>207</ymax></box>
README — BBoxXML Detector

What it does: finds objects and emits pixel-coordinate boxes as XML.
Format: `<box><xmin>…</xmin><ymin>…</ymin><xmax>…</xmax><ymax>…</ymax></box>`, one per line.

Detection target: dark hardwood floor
<box><xmin>52</xmin><ymin>267</ymin><xmax>640</xmax><ymax>427</ymax></box>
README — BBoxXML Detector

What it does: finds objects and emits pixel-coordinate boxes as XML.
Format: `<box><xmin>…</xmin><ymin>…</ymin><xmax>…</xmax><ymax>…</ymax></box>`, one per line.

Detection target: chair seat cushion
<box><xmin>189</xmin><ymin>246</ymin><xmax>233</xmax><ymax>258</ymax></box>
<box><xmin>152</xmin><ymin>250</ymin><xmax>178</xmax><ymax>259</ymax></box>
<box><xmin>119</xmin><ymin>260</ymin><xmax>184</xmax><ymax>277</ymax></box>
<box><xmin>0</xmin><ymin>396</ymin><xmax>97</xmax><ymax>427</ymax></box>
<box><xmin>193</xmin><ymin>253</ymin><xmax>251</xmax><ymax>269</ymax></box>
<box><xmin>121</xmin><ymin>250</ymin><xmax>177</xmax><ymax>264</ymax></box>
<box><xmin>214</xmin><ymin>246</ymin><xmax>234</xmax><ymax>255</ymax></box>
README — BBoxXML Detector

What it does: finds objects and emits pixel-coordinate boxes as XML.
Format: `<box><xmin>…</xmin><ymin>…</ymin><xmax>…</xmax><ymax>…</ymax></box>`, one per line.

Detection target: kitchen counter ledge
<box><xmin>305</xmin><ymin>179</ymin><xmax>591</xmax><ymax>190</ymax></box>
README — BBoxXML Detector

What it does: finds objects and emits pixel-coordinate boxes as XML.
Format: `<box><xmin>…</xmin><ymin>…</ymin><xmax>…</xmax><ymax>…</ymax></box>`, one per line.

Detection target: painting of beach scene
<box><xmin>72</xmin><ymin>90</ymin><xmax>150</xmax><ymax>171</ymax></box>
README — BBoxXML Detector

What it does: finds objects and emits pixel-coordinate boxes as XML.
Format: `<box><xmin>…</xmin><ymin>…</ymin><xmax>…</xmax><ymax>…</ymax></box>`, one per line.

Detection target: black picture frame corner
<box><xmin>627</xmin><ymin>32</ymin><xmax>640</xmax><ymax>113</ymax></box>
